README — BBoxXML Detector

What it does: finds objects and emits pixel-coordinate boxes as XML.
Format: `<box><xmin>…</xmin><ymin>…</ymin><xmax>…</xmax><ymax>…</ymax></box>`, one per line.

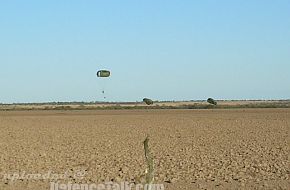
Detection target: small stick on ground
<box><xmin>144</xmin><ymin>135</ymin><xmax>154</xmax><ymax>189</ymax></box>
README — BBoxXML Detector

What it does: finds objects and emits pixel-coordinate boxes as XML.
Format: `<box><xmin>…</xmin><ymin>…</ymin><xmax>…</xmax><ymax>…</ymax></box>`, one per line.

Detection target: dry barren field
<box><xmin>0</xmin><ymin>109</ymin><xmax>289</xmax><ymax>190</ymax></box>
<box><xmin>1</xmin><ymin>100</ymin><xmax>290</xmax><ymax>111</ymax></box>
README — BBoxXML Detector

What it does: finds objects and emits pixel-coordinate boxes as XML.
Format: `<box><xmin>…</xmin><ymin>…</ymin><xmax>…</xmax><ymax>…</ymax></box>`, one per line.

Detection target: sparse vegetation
<box><xmin>0</xmin><ymin>100</ymin><xmax>289</xmax><ymax>111</ymax></box>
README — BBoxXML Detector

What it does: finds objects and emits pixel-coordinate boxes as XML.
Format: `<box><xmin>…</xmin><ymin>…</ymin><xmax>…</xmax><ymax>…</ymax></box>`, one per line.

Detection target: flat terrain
<box><xmin>1</xmin><ymin>100</ymin><xmax>290</xmax><ymax>111</ymax></box>
<box><xmin>0</xmin><ymin>109</ymin><xmax>289</xmax><ymax>190</ymax></box>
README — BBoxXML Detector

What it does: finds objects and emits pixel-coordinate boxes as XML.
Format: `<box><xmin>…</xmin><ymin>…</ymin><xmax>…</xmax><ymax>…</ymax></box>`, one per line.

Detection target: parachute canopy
<box><xmin>143</xmin><ymin>98</ymin><xmax>154</xmax><ymax>105</ymax></box>
<box><xmin>97</xmin><ymin>70</ymin><xmax>110</xmax><ymax>77</ymax></box>
<box><xmin>207</xmin><ymin>98</ymin><xmax>217</xmax><ymax>105</ymax></box>
<box><xmin>96</xmin><ymin>69</ymin><xmax>111</xmax><ymax>99</ymax></box>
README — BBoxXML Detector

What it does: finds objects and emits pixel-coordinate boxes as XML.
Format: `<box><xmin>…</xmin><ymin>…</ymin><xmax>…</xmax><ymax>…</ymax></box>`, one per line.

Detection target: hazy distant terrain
<box><xmin>1</xmin><ymin>100</ymin><xmax>290</xmax><ymax>111</ymax></box>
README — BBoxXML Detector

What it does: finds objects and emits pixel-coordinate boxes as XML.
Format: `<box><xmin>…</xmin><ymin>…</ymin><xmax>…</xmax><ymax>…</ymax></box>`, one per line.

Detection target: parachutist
<box><xmin>143</xmin><ymin>98</ymin><xmax>154</xmax><ymax>105</ymax></box>
<box><xmin>96</xmin><ymin>69</ymin><xmax>110</xmax><ymax>100</ymax></box>
<box><xmin>207</xmin><ymin>98</ymin><xmax>217</xmax><ymax>105</ymax></box>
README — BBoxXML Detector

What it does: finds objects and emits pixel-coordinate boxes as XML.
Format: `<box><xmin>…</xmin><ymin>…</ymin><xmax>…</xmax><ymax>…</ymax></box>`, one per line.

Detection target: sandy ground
<box><xmin>0</xmin><ymin>109</ymin><xmax>289</xmax><ymax>190</ymax></box>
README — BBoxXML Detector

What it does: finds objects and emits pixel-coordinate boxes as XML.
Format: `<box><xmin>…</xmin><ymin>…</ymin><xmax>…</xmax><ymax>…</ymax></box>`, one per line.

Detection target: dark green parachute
<box><xmin>96</xmin><ymin>70</ymin><xmax>111</xmax><ymax>99</ymax></box>
<box><xmin>207</xmin><ymin>98</ymin><xmax>217</xmax><ymax>105</ymax></box>
<box><xmin>97</xmin><ymin>70</ymin><xmax>110</xmax><ymax>77</ymax></box>
<box><xmin>143</xmin><ymin>98</ymin><xmax>154</xmax><ymax>105</ymax></box>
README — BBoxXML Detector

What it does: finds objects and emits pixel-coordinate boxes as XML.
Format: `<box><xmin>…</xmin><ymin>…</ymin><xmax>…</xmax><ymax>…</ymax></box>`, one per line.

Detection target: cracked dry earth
<box><xmin>0</xmin><ymin>109</ymin><xmax>289</xmax><ymax>190</ymax></box>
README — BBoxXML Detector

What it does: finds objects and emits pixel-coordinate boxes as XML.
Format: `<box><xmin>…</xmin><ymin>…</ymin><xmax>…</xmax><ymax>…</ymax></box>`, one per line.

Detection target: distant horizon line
<box><xmin>1</xmin><ymin>99</ymin><xmax>289</xmax><ymax>105</ymax></box>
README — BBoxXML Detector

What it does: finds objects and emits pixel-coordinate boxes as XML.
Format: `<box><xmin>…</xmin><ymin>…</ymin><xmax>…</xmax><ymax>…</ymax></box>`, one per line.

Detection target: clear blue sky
<box><xmin>0</xmin><ymin>0</ymin><xmax>289</xmax><ymax>103</ymax></box>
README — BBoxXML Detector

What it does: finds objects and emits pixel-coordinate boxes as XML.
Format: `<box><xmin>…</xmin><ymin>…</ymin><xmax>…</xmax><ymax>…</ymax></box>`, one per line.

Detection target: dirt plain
<box><xmin>0</xmin><ymin>109</ymin><xmax>289</xmax><ymax>190</ymax></box>
<box><xmin>1</xmin><ymin>100</ymin><xmax>289</xmax><ymax>111</ymax></box>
